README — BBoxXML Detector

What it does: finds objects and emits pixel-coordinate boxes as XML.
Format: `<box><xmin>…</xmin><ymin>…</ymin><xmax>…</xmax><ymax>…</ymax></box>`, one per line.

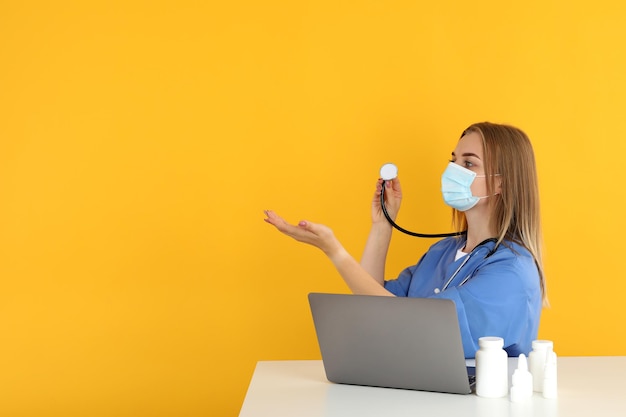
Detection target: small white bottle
<box><xmin>528</xmin><ymin>340</ymin><xmax>553</xmax><ymax>392</ymax></box>
<box><xmin>510</xmin><ymin>353</ymin><xmax>533</xmax><ymax>403</ymax></box>
<box><xmin>542</xmin><ymin>351</ymin><xmax>558</xmax><ymax>399</ymax></box>
<box><xmin>476</xmin><ymin>336</ymin><xmax>508</xmax><ymax>398</ymax></box>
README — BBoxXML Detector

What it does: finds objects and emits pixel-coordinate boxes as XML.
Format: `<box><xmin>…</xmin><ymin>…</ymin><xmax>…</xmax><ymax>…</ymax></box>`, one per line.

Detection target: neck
<box><xmin>463</xmin><ymin>208</ymin><xmax>497</xmax><ymax>253</ymax></box>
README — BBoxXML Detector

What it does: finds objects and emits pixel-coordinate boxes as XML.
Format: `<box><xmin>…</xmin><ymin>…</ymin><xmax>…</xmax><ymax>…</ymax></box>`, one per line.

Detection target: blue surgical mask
<box><xmin>441</xmin><ymin>162</ymin><xmax>492</xmax><ymax>211</ymax></box>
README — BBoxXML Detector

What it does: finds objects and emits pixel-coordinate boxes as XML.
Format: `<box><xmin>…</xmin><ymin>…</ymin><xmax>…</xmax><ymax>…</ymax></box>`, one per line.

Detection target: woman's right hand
<box><xmin>371</xmin><ymin>177</ymin><xmax>402</xmax><ymax>224</ymax></box>
<box><xmin>263</xmin><ymin>210</ymin><xmax>342</xmax><ymax>258</ymax></box>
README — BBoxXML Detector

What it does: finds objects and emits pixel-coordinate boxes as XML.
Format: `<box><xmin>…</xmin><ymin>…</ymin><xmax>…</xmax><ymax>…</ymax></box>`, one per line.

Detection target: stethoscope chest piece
<box><xmin>380</xmin><ymin>163</ymin><xmax>398</xmax><ymax>181</ymax></box>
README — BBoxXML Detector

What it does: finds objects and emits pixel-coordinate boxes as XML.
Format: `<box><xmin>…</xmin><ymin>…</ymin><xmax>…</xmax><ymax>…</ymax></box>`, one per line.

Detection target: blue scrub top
<box><xmin>384</xmin><ymin>237</ymin><xmax>542</xmax><ymax>358</ymax></box>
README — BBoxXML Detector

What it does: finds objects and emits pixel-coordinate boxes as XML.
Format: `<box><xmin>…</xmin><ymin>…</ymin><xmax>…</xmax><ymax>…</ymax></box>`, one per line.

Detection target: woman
<box><xmin>264</xmin><ymin>122</ymin><xmax>546</xmax><ymax>358</ymax></box>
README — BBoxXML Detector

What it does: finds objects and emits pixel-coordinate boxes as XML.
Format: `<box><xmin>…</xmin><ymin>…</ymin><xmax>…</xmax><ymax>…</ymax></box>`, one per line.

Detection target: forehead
<box><xmin>453</xmin><ymin>131</ymin><xmax>484</xmax><ymax>158</ymax></box>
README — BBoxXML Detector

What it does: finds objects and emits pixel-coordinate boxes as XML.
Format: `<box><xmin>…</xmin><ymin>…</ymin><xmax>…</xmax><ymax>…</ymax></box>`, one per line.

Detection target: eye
<box><xmin>463</xmin><ymin>160</ymin><xmax>474</xmax><ymax>168</ymax></box>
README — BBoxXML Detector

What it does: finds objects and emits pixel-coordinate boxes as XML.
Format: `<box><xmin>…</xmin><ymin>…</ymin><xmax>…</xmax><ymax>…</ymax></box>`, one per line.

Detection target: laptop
<box><xmin>308</xmin><ymin>292</ymin><xmax>475</xmax><ymax>394</ymax></box>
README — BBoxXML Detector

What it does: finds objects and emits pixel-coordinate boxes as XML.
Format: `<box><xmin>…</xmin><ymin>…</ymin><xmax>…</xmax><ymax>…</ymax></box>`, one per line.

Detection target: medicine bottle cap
<box><xmin>532</xmin><ymin>340</ymin><xmax>554</xmax><ymax>351</ymax></box>
<box><xmin>478</xmin><ymin>336</ymin><xmax>504</xmax><ymax>348</ymax></box>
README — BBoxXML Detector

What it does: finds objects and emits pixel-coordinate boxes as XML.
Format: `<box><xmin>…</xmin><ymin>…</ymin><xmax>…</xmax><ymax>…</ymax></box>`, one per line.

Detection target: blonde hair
<box><xmin>452</xmin><ymin>122</ymin><xmax>548</xmax><ymax>306</ymax></box>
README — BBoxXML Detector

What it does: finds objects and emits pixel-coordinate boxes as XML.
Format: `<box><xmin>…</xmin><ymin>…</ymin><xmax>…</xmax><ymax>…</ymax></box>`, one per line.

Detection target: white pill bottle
<box><xmin>528</xmin><ymin>339</ymin><xmax>554</xmax><ymax>392</ymax></box>
<box><xmin>475</xmin><ymin>336</ymin><xmax>508</xmax><ymax>398</ymax></box>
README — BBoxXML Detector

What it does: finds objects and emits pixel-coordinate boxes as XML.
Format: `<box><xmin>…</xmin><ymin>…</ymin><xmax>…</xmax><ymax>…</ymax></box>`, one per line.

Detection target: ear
<box><xmin>494</xmin><ymin>175</ymin><xmax>502</xmax><ymax>195</ymax></box>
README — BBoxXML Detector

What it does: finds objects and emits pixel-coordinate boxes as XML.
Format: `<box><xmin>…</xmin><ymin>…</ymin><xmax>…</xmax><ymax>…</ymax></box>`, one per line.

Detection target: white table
<box><xmin>239</xmin><ymin>357</ymin><xmax>626</xmax><ymax>416</ymax></box>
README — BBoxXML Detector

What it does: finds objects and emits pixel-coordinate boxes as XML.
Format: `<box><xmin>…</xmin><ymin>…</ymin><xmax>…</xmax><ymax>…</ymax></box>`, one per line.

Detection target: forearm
<box><xmin>359</xmin><ymin>222</ymin><xmax>393</xmax><ymax>285</ymax></box>
<box><xmin>262</xmin><ymin>210</ymin><xmax>392</xmax><ymax>294</ymax></box>
<box><xmin>328</xmin><ymin>245</ymin><xmax>394</xmax><ymax>296</ymax></box>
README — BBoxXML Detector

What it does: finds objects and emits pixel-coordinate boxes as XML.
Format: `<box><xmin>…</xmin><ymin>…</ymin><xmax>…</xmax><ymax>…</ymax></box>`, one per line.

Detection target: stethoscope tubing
<box><xmin>380</xmin><ymin>180</ymin><xmax>465</xmax><ymax>238</ymax></box>
<box><xmin>378</xmin><ymin>166</ymin><xmax>500</xmax><ymax>293</ymax></box>
<box><xmin>441</xmin><ymin>238</ymin><xmax>500</xmax><ymax>292</ymax></box>
<box><xmin>441</xmin><ymin>253</ymin><xmax>472</xmax><ymax>292</ymax></box>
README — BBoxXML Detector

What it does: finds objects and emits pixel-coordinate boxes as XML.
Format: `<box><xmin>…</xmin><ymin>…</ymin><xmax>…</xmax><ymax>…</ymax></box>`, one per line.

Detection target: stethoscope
<box><xmin>379</xmin><ymin>163</ymin><xmax>464</xmax><ymax>238</ymax></box>
<box><xmin>379</xmin><ymin>163</ymin><xmax>499</xmax><ymax>291</ymax></box>
<box><xmin>435</xmin><ymin>237</ymin><xmax>499</xmax><ymax>294</ymax></box>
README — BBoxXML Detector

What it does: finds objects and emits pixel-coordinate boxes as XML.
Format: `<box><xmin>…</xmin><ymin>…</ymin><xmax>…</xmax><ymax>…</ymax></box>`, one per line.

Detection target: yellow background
<box><xmin>1</xmin><ymin>1</ymin><xmax>625</xmax><ymax>416</ymax></box>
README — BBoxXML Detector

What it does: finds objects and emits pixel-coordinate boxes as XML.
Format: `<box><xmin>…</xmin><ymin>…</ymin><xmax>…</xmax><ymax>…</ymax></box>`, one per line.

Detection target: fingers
<box><xmin>375</xmin><ymin>177</ymin><xmax>402</xmax><ymax>193</ymax></box>
<box><xmin>263</xmin><ymin>209</ymin><xmax>282</xmax><ymax>226</ymax></box>
<box><xmin>389</xmin><ymin>177</ymin><xmax>402</xmax><ymax>192</ymax></box>
<box><xmin>264</xmin><ymin>209</ymin><xmax>322</xmax><ymax>246</ymax></box>
<box><xmin>264</xmin><ymin>210</ymin><xmax>308</xmax><ymax>235</ymax></box>
<box><xmin>264</xmin><ymin>210</ymin><xmax>295</xmax><ymax>230</ymax></box>
<box><xmin>296</xmin><ymin>220</ymin><xmax>323</xmax><ymax>237</ymax></box>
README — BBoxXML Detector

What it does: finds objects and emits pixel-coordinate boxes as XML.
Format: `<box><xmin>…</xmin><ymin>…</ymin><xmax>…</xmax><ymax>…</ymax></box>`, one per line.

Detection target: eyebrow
<box><xmin>451</xmin><ymin>151</ymin><xmax>482</xmax><ymax>160</ymax></box>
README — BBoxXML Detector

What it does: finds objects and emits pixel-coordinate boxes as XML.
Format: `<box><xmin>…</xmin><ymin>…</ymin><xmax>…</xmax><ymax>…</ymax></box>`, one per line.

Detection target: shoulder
<box><xmin>483</xmin><ymin>240</ymin><xmax>540</xmax><ymax>286</ymax></box>
<box><xmin>495</xmin><ymin>241</ymin><xmax>536</xmax><ymax>266</ymax></box>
